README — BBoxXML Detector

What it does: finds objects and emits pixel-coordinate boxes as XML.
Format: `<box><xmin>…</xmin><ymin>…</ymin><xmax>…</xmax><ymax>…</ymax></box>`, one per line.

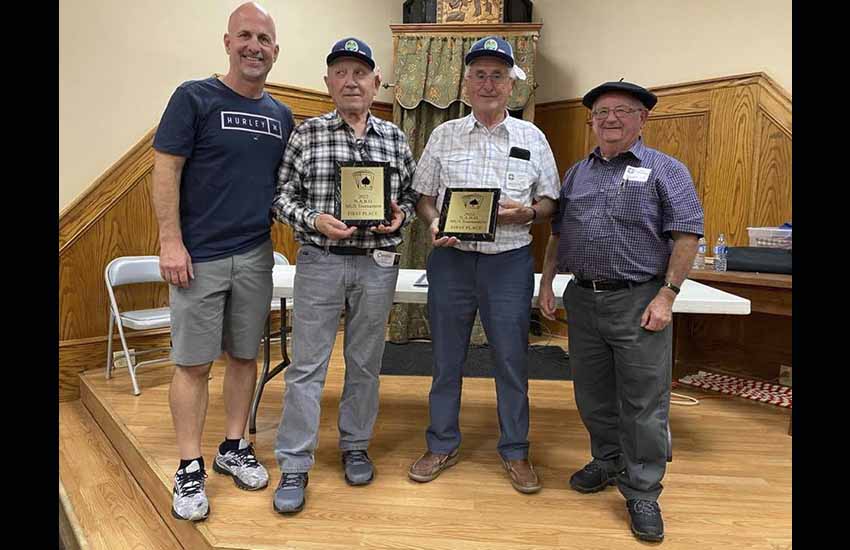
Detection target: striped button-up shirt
<box><xmin>551</xmin><ymin>138</ymin><xmax>704</xmax><ymax>282</ymax></box>
<box><xmin>273</xmin><ymin>110</ymin><xmax>419</xmax><ymax>249</ymax></box>
<box><xmin>412</xmin><ymin>113</ymin><xmax>561</xmax><ymax>254</ymax></box>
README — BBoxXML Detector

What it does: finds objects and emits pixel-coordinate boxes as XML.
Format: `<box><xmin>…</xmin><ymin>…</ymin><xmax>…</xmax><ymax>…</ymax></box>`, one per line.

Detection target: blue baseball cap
<box><xmin>326</xmin><ymin>37</ymin><xmax>375</xmax><ymax>70</ymax></box>
<box><xmin>464</xmin><ymin>36</ymin><xmax>526</xmax><ymax>80</ymax></box>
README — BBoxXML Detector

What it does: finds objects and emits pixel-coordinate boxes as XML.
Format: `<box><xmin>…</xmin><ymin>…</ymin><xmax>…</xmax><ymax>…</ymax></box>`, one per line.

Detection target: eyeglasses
<box><xmin>591</xmin><ymin>106</ymin><xmax>645</xmax><ymax>120</ymax></box>
<box><xmin>468</xmin><ymin>72</ymin><xmax>507</xmax><ymax>85</ymax></box>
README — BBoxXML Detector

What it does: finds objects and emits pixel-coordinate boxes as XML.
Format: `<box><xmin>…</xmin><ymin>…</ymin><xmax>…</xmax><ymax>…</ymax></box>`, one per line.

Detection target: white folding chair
<box><xmin>104</xmin><ymin>256</ymin><xmax>172</xmax><ymax>395</ymax></box>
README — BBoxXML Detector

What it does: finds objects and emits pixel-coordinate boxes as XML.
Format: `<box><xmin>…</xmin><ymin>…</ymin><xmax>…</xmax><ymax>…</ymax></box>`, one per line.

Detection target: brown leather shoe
<box><xmin>502</xmin><ymin>458</ymin><xmax>541</xmax><ymax>494</ymax></box>
<box><xmin>408</xmin><ymin>449</ymin><xmax>460</xmax><ymax>482</ymax></box>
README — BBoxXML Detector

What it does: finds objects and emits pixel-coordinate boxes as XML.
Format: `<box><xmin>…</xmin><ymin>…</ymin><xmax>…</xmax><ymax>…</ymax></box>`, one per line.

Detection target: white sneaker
<box><xmin>213</xmin><ymin>439</ymin><xmax>269</xmax><ymax>490</ymax></box>
<box><xmin>171</xmin><ymin>460</ymin><xmax>209</xmax><ymax>521</ymax></box>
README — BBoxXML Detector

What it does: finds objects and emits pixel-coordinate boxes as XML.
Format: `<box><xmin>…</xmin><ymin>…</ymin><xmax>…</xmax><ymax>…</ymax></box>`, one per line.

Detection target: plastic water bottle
<box><xmin>692</xmin><ymin>237</ymin><xmax>706</xmax><ymax>270</ymax></box>
<box><xmin>714</xmin><ymin>233</ymin><xmax>727</xmax><ymax>272</ymax></box>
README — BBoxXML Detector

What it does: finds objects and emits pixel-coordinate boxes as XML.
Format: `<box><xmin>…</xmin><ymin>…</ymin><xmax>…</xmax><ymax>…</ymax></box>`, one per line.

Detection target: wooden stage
<box><xmin>76</xmin><ymin>335</ymin><xmax>791</xmax><ymax>550</ymax></box>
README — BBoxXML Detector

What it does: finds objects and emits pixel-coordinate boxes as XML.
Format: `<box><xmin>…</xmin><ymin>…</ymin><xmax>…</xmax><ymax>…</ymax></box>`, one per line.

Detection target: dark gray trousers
<box><xmin>563</xmin><ymin>279</ymin><xmax>671</xmax><ymax>501</ymax></box>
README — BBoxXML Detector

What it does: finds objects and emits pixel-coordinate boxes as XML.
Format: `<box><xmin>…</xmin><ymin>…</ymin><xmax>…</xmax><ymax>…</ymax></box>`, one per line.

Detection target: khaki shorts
<box><xmin>169</xmin><ymin>240</ymin><xmax>274</xmax><ymax>366</ymax></box>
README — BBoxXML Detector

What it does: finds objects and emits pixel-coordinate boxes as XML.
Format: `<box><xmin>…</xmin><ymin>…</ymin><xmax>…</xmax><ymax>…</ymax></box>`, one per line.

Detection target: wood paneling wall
<box><xmin>533</xmin><ymin>72</ymin><xmax>791</xmax><ymax>248</ymax></box>
<box><xmin>58</xmin><ymin>81</ymin><xmax>392</xmax><ymax>401</ymax></box>
<box><xmin>533</xmin><ymin>72</ymin><xmax>791</xmax><ymax>335</ymax></box>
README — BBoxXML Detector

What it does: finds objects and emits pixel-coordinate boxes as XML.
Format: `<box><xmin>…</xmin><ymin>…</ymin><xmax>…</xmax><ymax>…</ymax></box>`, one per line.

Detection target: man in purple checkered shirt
<box><xmin>540</xmin><ymin>81</ymin><xmax>704</xmax><ymax>543</ymax></box>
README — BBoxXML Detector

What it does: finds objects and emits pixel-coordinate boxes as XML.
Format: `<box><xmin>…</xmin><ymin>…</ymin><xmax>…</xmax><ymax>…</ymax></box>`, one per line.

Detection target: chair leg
<box><xmin>106</xmin><ymin>312</ymin><xmax>115</xmax><ymax>379</ymax></box>
<box><xmin>249</xmin><ymin>314</ymin><xmax>272</xmax><ymax>434</ymax></box>
<box><xmin>115</xmin><ymin>322</ymin><xmax>141</xmax><ymax>396</ymax></box>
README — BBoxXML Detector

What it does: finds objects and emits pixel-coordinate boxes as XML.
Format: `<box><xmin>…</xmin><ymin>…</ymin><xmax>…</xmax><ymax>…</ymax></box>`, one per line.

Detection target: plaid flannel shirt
<box><xmin>273</xmin><ymin>110</ymin><xmax>418</xmax><ymax>249</ymax></box>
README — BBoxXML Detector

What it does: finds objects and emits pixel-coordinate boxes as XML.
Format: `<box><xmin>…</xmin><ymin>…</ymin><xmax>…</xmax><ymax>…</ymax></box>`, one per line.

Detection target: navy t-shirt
<box><xmin>153</xmin><ymin>77</ymin><xmax>295</xmax><ymax>262</ymax></box>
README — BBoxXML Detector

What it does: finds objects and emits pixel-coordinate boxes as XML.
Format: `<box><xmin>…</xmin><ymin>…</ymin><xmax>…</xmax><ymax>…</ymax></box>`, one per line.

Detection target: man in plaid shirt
<box><xmin>407</xmin><ymin>36</ymin><xmax>560</xmax><ymax>495</ymax></box>
<box><xmin>270</xmin><ymin>37</ymin><xmax>418</xmax><ymax>514</ymax></box>
<box><xmin>539</xmin><ymin>81</ymin><xmax>704</xmax><ymax>543</ymax></box>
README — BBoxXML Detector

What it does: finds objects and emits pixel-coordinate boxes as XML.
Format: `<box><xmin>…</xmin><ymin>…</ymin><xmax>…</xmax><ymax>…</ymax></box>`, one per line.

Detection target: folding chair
<box><xmin>104</xmin><ymin>256</ymin><xmax>172</xmax><ymax>396</ymax></box>
<box><xmin>249</xmin><ymin>251</ymin><xmax>292</xmax><ymax>433</ymax></box>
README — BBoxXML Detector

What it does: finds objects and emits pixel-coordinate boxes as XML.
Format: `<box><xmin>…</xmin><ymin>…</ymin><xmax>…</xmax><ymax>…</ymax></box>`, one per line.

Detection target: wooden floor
<box><xmin>77</xmin><ymin>333</ymin><xmax>791</xmax><ymax>550</ymax></box>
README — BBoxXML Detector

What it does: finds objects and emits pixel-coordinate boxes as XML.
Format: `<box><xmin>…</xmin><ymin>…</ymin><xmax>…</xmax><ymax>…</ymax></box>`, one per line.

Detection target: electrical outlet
<box><xmin>778</xmin><ymin>364</ymin><xmax>792</xmax><ymax>387</ymax></box>
<box><xmin>113</xmin><ymin>349</ymin><xmax>136</xmax><ymax>369</ymax></box>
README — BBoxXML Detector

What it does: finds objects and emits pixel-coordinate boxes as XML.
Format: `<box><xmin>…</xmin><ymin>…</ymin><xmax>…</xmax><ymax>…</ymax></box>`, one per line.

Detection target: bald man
<box><xmin>151</xmin><ymin>2</ymin><xmax>294</xmax><ymax>521</ymax></box>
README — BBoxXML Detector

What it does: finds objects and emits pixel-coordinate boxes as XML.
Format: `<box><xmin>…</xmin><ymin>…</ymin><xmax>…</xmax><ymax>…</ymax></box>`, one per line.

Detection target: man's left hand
<box><xmin>640</xmin><ymin>292</ymin><xmax>675</xmax><ymax>331</ymax></box>
<box><xmin>497</xmin><ymin>198</ymin><xmax>533</xmax><ymax>225</ymax></box>
<box><xmin>370</xmin><ymin>200</ymin><xmax>405</xmax><ymax>234</ymax></box>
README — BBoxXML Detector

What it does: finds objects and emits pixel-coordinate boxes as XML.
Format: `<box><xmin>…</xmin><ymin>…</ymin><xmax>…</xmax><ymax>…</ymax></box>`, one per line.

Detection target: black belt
<box><xmin>574</xmin><ymin>277</ymin><xmax>659</xmax><ymax>292</ymax></box>
<box><xmin>326</xmin><ymin>245</ymin><xmax>396</xmax><ymax>256</ymax></box>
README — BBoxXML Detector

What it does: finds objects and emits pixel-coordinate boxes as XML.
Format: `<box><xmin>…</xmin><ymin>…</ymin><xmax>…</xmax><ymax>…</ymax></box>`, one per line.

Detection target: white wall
<box><xmin>532</xmin><ymin>0</ymin><xmax>791</xmax><ymax>103</ymax></box>
<box><xmin>59</xmin><ymin>0</ymin><xmax>791</xmax><ymax>211</ymax></box>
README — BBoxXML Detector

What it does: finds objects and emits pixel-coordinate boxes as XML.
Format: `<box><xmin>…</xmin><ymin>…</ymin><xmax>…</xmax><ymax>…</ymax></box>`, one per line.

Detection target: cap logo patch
<box><xmin>484</xmin><ymin>39</ymin><xmax>498</xmax><ymax>51</ymax></box>
<box><xmin>345</xmin><ymin>40</ymin><xmax>359</xmax><ymax>52</ymax></box>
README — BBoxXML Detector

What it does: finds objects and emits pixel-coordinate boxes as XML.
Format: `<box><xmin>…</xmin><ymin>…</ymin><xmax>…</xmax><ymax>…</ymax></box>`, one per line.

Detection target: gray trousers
<box><xmin>563</xmin><ymin>279</ymin><xmax>671</xmax><ymax>501</ymax></box>
<box><xmin>274</xmin><ymin>245</ymin><xmax>398</xmax><ymax>473</ymax></box>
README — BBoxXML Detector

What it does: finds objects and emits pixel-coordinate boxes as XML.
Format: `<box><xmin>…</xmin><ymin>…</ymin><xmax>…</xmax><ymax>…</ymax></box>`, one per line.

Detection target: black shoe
<box><xmin>273</xmin><ymin>472</ymin><xmax>308</xmax><ymax>514</ymax></box>
<box><xmin>569</xmin><ymin>461</ymin><xmax>623</xmax><ymax>493</ymax></box>
<box><xmin>342</xmin><ymin>450</ymin><xmax>375</xmax><ymax>485</ymax></box>
<box><xmin>627</xmin><ymin>499</ymin><xmax>664</xmax><ymax>542</ymax></box>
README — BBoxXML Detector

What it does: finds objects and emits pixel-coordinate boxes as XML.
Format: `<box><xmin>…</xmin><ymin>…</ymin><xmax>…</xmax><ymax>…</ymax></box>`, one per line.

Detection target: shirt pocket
<box><xmin>504</xmin><ymin>157</ymin><xmax>535</xmax><ymax>202</ymax></box>
<box><xmin>439</xmin><ymin>155</ymin><xmax>474</xmax><ymax>187</ymax></box>
<box><xmin>611</xmin><ymin>180</ymin><xmax>661</xmax><ymax>223</ymax></box>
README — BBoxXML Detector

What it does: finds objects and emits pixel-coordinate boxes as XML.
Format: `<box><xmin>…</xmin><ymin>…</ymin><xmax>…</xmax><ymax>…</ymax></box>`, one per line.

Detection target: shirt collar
<box><xmin>465</xmin><ymin>111</ymin><xmax>512</xmax><ymax>135</ymax></box>
<box><xmin>329</xmin><ymin>110</ymin><xmax>385</xmax><ymax>137</ymax></box>
<box><xmin>589</xmin><ymin>136</ymin><xmax>646</xmax><ymax>162</ymax></box>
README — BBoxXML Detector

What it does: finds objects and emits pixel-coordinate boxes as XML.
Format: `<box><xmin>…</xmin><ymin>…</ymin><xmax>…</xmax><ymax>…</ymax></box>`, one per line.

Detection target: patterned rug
<box><xmin>677</xmin><ymin>371</ymin><xmax>792</xmax><ymax>408</ymax></box>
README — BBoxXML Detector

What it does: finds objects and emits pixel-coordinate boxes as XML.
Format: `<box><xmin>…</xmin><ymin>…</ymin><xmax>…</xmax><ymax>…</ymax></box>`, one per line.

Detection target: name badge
<box><xmin>507</xmin><ymin>172</ymin><xmax>530</xmax><ymax>187</ymax></box>
<box><xmin>373</xmin><ymin>249</ymin><xmax>400</xmax><ymax>267</ymax></box>
<box><xmin>623</xmin><ymin>166</ymin><xmax>652</xmax><ymax>182</ymax></box>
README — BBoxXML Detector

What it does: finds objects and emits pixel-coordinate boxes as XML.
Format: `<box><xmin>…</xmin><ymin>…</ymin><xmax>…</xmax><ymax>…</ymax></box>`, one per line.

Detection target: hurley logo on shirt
<box><xmin>220</xmin><ymin>111</ymin><xmax>283</xmax><ymax>139</ymax></box>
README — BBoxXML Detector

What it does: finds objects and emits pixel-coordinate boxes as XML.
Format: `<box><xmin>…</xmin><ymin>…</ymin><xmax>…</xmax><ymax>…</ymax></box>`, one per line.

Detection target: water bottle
<box><xmin>714</xmin><ymin>233</ymin><xmax>727</xmax><ymax>272</ymax></box>
<box><xmin>692</xmin><ymin>237</ymin><xmax>706</xmax><ymax>270</ymax></box>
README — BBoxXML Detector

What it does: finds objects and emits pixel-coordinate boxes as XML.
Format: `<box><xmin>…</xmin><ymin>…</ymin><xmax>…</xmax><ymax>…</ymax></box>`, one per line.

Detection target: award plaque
<box><xmin>437</xmin><ymin>187</ymin><xmax>500</xmax><ymax>241</ymax></box>
<box><xmin>337</xmin><ymin>161</ymin><xmax>392</xmax><ymax>226</ymax></box>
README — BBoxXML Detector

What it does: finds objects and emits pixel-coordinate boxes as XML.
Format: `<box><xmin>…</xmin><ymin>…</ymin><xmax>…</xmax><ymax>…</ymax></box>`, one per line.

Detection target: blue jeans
<box><xmin>425</xmin><ymin>245</ymin><xmax>534</xmax><ymax>461</ymax></box>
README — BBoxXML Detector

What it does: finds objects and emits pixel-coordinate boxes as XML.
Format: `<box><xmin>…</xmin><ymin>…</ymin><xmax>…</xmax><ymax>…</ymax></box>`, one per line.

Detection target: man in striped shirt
<box><xmin>540</xmin><ymin>81</ymin><xmax>704</xmax><ymax>542</ymax></box>
<box><xmin>407</xmin><ymin>36</ymin><xmax>560</xmax><ymax>494</ymax></box>
<box><xmin>270</xmin><ymin>37</ymin><xmax>418</xmax><ymax>514</ymax></box>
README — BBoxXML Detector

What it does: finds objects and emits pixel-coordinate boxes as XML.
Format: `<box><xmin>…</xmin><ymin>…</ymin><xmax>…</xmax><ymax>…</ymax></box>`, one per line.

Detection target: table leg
<box><xmin>249</xmin><ymin>298</ymin><xmax>291</xmax><ymax>434</ymax></box>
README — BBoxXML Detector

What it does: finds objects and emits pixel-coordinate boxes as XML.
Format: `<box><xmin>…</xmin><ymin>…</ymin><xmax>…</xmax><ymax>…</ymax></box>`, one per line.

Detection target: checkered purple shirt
<box><xmin>551</xmin><ymin>138</ymin><xmax>704</xmax><ymax>282</ymax></box>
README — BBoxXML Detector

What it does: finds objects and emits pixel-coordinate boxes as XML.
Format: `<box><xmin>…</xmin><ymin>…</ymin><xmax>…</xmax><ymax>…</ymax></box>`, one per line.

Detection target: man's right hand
<box><xmin>539</xmin><ymin>283</ymin><xmax>557</xmax><ymax>320</ymax></box>
<box><xmin>315</xmin><ymin>213</ymin><xmax>357</xmax><ymax>241</ymax></box>
<box><xmin>429</xmin><ymin>218</ymin><xmax>459</xmax><ymax>248</ymax></box>
<box><xmin>159</xmin><ymin>240</ymin><xmax>194</xmax><ymax>288</ymax></box>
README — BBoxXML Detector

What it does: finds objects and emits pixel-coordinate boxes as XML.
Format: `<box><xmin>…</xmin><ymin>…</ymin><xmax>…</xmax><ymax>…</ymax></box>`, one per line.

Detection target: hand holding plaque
<box><xmin>337</xmin><ymin>161</ymin><xmax>392</xmax><ymax>227</ymax></box>
<box><xmin>437</xmin><ymin>188</ymin><xmax>500</xmax><ymax>242</ymax></box>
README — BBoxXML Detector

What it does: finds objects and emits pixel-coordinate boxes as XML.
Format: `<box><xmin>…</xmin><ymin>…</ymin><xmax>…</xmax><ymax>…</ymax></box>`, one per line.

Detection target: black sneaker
<box><xmin>342</xmin><ymin>450</ymin><xmax>375</xmax><ymax>485</ymax></box>
<box><xmin>627</xmin><ymin>499</ymin><xmax>664</xmax><ymax>542</ymax></box>
<box><xmin>273</xmin><ymin>472</ymin><xmax>308</xmax><ymax>514</ymax></box>
<box><xmin>569</xmin><ymin>461</ymin><xmax>623</xmax><ymax>493</ymax></box>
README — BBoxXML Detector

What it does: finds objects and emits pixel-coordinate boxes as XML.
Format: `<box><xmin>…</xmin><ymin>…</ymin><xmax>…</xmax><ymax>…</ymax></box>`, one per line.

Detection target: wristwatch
<box><xmin>662</xmin><ymin>281</ymin><xmax>681</xmax><ymax>295</ymax></box>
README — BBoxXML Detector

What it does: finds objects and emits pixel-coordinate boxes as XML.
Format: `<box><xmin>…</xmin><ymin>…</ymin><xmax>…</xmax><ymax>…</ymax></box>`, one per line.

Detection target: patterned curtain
<box><xmin>386</xmin><ymin>33</ymin><xmax>536</xmax><ymax>345</ymax></box>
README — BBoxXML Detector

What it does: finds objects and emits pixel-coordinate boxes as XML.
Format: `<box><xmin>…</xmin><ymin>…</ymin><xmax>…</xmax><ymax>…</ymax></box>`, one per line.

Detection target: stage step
<box><xmin>59</xmin><ymin>400</ymin><xmax>181</xmax><ymax>549</ymax></box>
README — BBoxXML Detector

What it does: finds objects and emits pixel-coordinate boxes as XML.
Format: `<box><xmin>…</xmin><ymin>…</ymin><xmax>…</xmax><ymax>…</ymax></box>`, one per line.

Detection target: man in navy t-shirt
<box><xmin>151</xmin><ymin>1</ymin><xmax>294</xmax><ymax>522</ymax></box>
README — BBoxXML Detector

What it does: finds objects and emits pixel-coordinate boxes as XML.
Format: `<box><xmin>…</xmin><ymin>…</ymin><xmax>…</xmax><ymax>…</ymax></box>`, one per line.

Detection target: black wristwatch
<box><xmin>662</xmin><ymin>281</ymin><xmax>681</xmax><ymax>295</ymax></box>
